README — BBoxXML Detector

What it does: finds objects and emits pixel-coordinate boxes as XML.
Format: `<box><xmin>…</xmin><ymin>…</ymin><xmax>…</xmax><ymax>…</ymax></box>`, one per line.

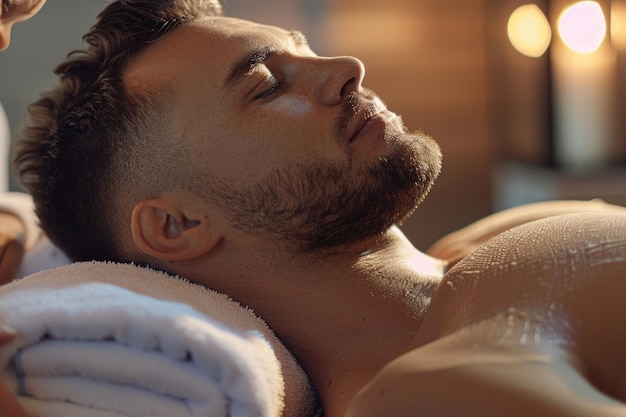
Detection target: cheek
<box><xmin>209</xmin><ymin>95</ymin><xmax>338</xmax><ymax>178</ymax></box>
<box><xmin>236</xmin><ymin>95</ymin><xmax>319</xmax><ymax>160</ymax></box>
<box><xmin>264</xmin><ymin>94</ymin><xmax>313</xmax><ymax>118</ymax></box>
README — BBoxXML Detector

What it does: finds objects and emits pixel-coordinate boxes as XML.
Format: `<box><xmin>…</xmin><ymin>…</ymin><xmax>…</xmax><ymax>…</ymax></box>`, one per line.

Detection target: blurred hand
<box><xmin>0</xmin><ymin>382</ymin><xmax>28</xmax><ymax>417</ymax></box>
<box><xmin>0</xmin><ymin>213</ymin><xmax>25</xmax><ymax>286</ymax></box>
<box><xmin>0</xmin><ymin>324</ymin><xmax>28</xmax><ymax>417</ymax></box>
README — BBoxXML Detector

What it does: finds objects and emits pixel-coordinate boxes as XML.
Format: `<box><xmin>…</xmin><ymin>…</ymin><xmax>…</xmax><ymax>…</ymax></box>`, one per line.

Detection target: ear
<box><xmin>131</xmin><ymin>194</ymin><xmax>221</xmax><ymax>262</ymax></box>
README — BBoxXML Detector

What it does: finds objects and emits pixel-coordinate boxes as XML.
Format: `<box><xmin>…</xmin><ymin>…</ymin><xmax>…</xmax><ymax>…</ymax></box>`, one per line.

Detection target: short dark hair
<box><xmin>14</xmin><ymin>0</ymin><xmax>222</xmax><ymax>262</ymax></box>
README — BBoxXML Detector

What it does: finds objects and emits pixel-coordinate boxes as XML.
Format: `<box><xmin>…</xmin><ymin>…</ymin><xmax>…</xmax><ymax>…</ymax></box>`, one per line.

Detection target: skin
<box><xmin>351</xmin><ymin>210</ymin><xmax>626</xmax><ymax>417</ymax></box>
<box><xmin>0</xmin><ymin>0</ymin><xmax>47</xmax><ymax>51</ymax></box>
<box><xmin>120</xmin><ymin>17</ymin><xmax>626</xmax><ymax>417</ymax></box>
<box><xmin>124</xmin><ymin>17</ymin><xmax>439</xmax><ymax>257</ymax></box>
<box><xmin>0</xmin><ymin>325</ymin><xmax>27</xmax><ymax>417</ymax></box>
<box><xmin>0</xmin><ymin>213</ymin><xmax>24</xmax><ymax>285</ymax></box>
<box><xmin>124</xmin><ymin>17</ymin><xmax>444</xmax><ymax>415</ymax></box>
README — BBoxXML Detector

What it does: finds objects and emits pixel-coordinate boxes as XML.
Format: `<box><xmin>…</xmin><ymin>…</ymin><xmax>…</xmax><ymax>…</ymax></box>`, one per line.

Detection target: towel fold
<box><xmin>0</xmin><ymin>262</ymin><xmax>316</xmax><ymax>417</ymax></box>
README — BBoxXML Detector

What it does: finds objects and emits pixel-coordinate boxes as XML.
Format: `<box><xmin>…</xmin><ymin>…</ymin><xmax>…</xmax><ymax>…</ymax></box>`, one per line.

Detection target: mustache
<box><xmin>333</xmin><ymin>88</ymin><xmax>382</xmax><ymax>141</ymax></box>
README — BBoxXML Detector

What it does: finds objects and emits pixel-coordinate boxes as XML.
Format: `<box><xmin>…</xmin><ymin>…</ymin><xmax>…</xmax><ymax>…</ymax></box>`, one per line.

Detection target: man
<box><xmin>11</xmin><ymin>0</ymin><xmax>626</xmax><ymax>416</ymax></box>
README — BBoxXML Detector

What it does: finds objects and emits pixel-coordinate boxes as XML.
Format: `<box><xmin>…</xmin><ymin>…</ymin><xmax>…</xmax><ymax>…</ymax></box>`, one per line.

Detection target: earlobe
<box><xmin>131</xmin><ymin>196</ymin><xmax>219</xmax><ymax>262</ymax></box>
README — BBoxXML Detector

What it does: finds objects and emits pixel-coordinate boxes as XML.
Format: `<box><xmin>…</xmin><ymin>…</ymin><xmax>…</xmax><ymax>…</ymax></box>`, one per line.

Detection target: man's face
<box><xmin>126</xmin><ymin>16</ymin><xmax>442</xmax><ymax>253</ymax></box>
<box><xmin>0</xmin><ymin>0</ymin><xmax>46</xmax><ymax>51</ymax></box>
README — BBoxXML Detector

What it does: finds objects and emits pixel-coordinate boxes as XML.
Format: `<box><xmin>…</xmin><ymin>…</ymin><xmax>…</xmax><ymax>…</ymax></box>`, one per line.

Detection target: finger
<box><xmin>0</xmin><ymin>381</ymin><xmax>28</xmax><ymax>417</ymax></box>
<box><xmin>0</xmin><ymin>324</ymin><xmax>25</xmax><ymax>417</ymax></box>
<box><xmin>0</xmin><ymin>240</ymin><xmax>25</xmax><ymax>286</ymax></box>
<box><xmin>0</xmin><ymin>323</ymin><xmax>16</xmax><ymax>344</ymax></box>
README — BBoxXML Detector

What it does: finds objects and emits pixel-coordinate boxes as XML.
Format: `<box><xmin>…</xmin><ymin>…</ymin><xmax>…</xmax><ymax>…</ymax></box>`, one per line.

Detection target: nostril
<box><xmin>340</xmin><ymin>77</ymin><xmax>357</xmax><ymax>98</ymax></box>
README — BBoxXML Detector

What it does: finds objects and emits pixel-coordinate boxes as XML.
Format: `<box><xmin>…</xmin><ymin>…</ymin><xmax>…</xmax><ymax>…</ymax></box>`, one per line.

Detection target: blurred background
<box><xmin>0</xmin><ymin>0</ymin><xmax>624</xmax><ymax>249</ymax></box>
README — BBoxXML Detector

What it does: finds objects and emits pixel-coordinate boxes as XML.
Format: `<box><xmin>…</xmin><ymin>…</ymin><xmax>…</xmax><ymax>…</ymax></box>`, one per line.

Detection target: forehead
<box><xmin>124</xmin><ymin>16</ymin><xmax>290</xmax><ymax>92</ymax></box>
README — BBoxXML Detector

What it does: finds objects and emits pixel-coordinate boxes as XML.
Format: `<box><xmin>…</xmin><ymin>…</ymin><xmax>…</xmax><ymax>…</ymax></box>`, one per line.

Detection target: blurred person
<box><xmin>0</xmin><ymin>4</ymin><xmax>65</xmax><ymax>408</ymax></box>
<box><xmin>0</xmin><ymin>0</ymin><xmax>69</xmax><ymax>284</ymax></box>
<box><xmin>0</xmin><ymin>0</ymin><xmax>47</xmax><ymax>50</ymax></box>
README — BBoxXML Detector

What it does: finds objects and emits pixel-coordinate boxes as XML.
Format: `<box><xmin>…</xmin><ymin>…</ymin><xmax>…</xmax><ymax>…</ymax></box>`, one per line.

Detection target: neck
<box><xmin>179</xmin><ymin>226</ymin><xmax>445</xmax><ymax>417</ymax></box>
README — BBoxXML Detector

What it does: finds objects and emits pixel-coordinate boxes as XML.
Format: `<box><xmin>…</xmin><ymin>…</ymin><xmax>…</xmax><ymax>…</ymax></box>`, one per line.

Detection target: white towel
<box><xmin>0</xmin><ymin>262</ymin><xmax>316</xmax><ymax>417</ymax></box>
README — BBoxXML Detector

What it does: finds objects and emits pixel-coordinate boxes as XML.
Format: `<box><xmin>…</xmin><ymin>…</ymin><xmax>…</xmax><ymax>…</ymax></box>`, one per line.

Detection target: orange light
<box><xmin>507</xmin><ymin>4</ymin><xmax>552</xmax><ymax>57</ymax></box>
<box><xmin>612</xmin><ymin>1</ymin><xmax>626</xmax><ymax>51</ymax></box>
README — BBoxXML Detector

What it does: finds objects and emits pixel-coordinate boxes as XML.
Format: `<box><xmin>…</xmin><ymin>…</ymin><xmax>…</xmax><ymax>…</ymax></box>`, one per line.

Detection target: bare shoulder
<box><xmin>348</xmin><ymin>211</ymin><xmax>626</xmax><ymax>417</ymax></box>
<box><xmin>347</xmin><ymin>328</ymin><xmax>626</xmax><ymax>417</ymax></box>
<box><xmin>419</xmin><ymin>210</ymin><xmax>626</xmax><ymax>344</ymax></box>
<box><xmin>427</xmin><ymin>200</ymin><xmax>626</xmax><ymax>264</ymax></box>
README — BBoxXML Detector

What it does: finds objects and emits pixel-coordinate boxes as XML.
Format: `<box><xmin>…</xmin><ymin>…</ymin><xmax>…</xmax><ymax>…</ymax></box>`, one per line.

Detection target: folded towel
<box><xmin>0</xmin><ymin>262</ymin><xmax>316</xmax><ymax>417</ymax></box>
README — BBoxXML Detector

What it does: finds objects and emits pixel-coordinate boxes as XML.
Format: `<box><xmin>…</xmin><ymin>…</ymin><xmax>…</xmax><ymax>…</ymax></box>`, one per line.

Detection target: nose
<box><xmin>314</xmin><ymin>56</ymin><xmax>366</xmax><ymax>106</ymax></box>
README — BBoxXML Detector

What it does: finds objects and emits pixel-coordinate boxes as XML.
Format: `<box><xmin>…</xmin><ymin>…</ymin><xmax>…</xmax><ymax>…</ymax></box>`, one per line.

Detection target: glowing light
<box><xmin>612</xmin><ymin>1</ymin><xmax>626</xmax><ymax>51</ymax></box>
<box><xmin>507</xmin><ymin>4</ymin><xmax>552</xmax><ymax>57</ymax></box>
<box><xmin>558</xmin><ymin>1</ymin><xmax>607</xmax><ymax>53</ymax></box>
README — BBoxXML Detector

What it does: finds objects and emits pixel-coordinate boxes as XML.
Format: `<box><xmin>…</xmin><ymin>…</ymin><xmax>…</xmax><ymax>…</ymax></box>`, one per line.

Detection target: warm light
<box><xmin>612</xmin><ymin>1</ymin><xmax>626</xmax><ymax>51</ymax></box>
<box><xmin>558</xmin><ymin>1</ymin><xmax>607</xmax><ymax>53</ymax></box>
<box><xmin>507</xmin><ymin>4</ymin><xmax>552</xmax><ymax>57</ymax></box>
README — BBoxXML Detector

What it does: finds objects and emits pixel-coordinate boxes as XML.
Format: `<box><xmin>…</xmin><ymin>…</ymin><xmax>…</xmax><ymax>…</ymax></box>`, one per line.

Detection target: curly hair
<box><xmin>13</xmin><ymin>0</ymin><xmax>222</xmax><ymax>262</ymax></box>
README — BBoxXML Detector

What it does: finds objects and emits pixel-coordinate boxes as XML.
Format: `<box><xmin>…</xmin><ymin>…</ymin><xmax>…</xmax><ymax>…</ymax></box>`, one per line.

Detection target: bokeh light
<box><xmin>507</xmin><ymin>4</ymin><xmax>552</xmax><ymax>57</ymax></box>
<box><xmin>558</xmin><ymin>1</ymin><xmax>607</xmax><ymax>53</ymax></box>
<box><xmin>612</xmin><ymin>1</ymin><xmax>626</xmax><ymax>51</ymax></box>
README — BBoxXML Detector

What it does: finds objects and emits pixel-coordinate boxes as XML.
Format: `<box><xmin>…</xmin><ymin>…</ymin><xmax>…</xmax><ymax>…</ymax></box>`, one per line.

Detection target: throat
<box><xmin>233</xmin><ymin>226</ymin><xmax>445</xmax><ymax>417</ymax></box>
<box><xmin>277</xmin><ymin>243</ymin><xmax>443</xmax><ymax>417</ymax></box>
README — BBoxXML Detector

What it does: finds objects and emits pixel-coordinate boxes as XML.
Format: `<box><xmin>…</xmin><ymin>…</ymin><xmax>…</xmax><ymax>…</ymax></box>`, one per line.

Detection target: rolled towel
<box><xmin>0</xmin><ymin>261</ymin><xmax>317</xmax><ymax>417</ymax></box>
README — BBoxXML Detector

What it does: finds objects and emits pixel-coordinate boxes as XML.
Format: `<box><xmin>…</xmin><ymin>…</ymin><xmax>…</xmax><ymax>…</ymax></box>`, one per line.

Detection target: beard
<box><xmin>207</xmin><ymin>92</ymin><xmax>442</xmax><ymax>254</ymax></box>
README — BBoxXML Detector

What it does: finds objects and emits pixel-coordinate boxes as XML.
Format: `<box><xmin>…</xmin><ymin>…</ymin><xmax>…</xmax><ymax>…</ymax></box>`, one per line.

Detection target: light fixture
<box><xmin>612</xmin><ymin>0</ymin><xmax>626</xmax><ymax>50</ymax></box>
<box><xmin>506</xmin><ymin>1</ymin><xmax>618</xmax><ymax>169</ymax></box>
<box><xmin>508</xmin><ymin>1</ymin><xmax>613</xmax><ymax>57</ymax></box>
<box><xmin>507</xmin><ymin>4</ymin><xmax>553</xmax><ymax>57</ymax></box>
<box><xmin>558</xmin><ymin>1</ymin><xmax>607</xmax><ymax>53</ymax></box>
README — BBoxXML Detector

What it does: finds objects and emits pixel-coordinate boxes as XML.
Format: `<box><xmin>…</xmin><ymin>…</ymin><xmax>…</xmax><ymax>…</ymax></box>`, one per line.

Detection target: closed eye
<box><xmin>225</xmin><ymin>45</ymin><xmax>277</xmax><ymax>92</ymax></box>
<box><xmin>253</xmin><ymin>75</ymin><xmax>285</xmax><ymax>101</ymax></box>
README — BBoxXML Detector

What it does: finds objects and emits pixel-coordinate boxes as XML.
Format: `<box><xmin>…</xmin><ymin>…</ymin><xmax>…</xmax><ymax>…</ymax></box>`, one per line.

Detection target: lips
<box><xmin>346</xmin><ymin>98</ymin><xmax>396</xmax><ymax>144</ymax></box>
<box><xmin>347</xmin><ymin>103</ymin><xmax>383</xmax><ymax>143</ymax></box>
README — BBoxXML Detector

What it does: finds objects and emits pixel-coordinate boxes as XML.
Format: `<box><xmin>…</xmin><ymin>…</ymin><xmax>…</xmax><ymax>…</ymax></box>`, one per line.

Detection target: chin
<box><xmin>384</xmin><ymin>129</ymin><xmax>442</xmax><ymax>221</ymax></box>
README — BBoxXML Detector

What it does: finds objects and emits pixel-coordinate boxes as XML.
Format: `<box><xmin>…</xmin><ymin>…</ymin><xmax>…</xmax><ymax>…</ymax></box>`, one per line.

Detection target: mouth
<box><xmin>347</xmin><ymin>99</ymin><xmax>394</xmax><ymax>144</ymax></box>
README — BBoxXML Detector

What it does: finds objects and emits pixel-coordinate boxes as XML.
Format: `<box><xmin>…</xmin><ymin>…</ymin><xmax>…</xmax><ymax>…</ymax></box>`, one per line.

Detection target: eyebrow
<box><xmin>223</xmin><ymin>30</ymin><xmax>310</xmax><ymax>91</ymax></box>
<box><xmin>224</xmin><ymin>45</ymin><xmax>277</xmax><ymax>91</ymax></box>
<box><xmin>289</xmin><ymin>30</ymin><xmax>309</xmax><ymax>46</ymax></box>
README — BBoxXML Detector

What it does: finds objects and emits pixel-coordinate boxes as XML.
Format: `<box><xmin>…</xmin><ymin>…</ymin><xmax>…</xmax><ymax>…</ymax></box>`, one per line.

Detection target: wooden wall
<box><xmin>324</xmin><ymin>0</ymin><xmax>493</xmax><ymax>248</ymax></box>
